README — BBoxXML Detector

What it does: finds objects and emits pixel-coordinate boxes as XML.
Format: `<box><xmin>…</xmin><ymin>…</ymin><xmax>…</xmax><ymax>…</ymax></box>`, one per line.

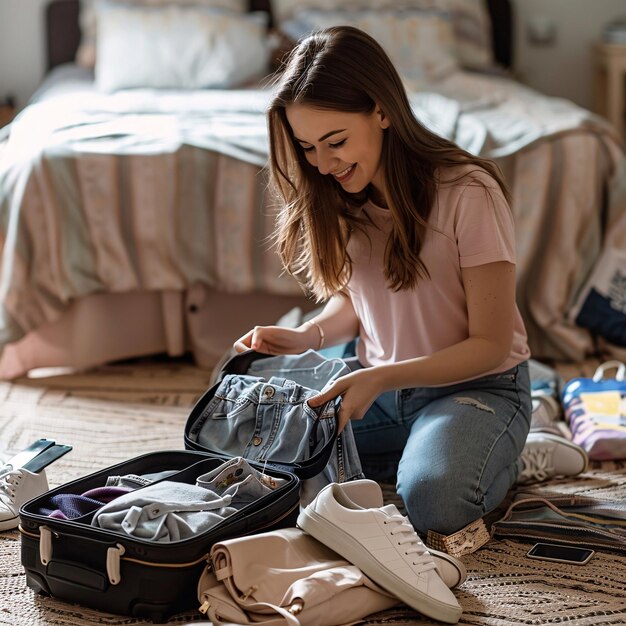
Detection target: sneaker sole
<box><xmin>0</xmin><ymin>514</ymin><xmax>18</xmax><ymax>531</ymax></box>
<box><xmin>429</xmin><ymin>548</ymin><xmax>467</xmax><ymax>588</ymax></box>
<box><xmin>297</xmin><ymin>508</ymin><xmax>462</xmax><ymax>624</ymax></box>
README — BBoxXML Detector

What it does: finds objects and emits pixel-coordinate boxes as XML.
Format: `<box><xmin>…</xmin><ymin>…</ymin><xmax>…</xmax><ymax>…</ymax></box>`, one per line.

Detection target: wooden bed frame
<box><xmin>46</xmin><ymin>0</ymin><xmax>514</xmax><ymax>72</ymax></box>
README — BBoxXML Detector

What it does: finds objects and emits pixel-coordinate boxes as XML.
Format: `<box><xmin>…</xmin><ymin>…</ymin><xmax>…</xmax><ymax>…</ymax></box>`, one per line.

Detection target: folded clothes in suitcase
<box><xmin>19</xmin><ymin>351</ymin><xmax>344</xmax><ymax>623</ymax></box>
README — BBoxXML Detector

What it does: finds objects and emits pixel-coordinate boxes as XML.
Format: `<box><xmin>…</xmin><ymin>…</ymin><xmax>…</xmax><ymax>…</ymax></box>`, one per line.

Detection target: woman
<box><xmin>234</xmin><ymin>25</ymin><xmax>532</xmax><ymax>537</ymax></box>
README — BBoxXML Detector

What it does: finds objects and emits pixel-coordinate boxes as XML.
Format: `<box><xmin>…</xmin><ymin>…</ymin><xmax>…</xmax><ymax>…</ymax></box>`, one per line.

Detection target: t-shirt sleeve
<box><xmin>454</xmin><ymin>180</ymin><xmax>516</xmax><ymax>268</ymax></box>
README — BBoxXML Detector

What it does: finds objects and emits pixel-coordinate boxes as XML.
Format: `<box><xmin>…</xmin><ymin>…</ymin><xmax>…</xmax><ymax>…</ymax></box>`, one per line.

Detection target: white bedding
<box><xmin>0</xmin><ymin>65</ymin><xmax>624</xmax><ymax>370</ymax></box>
<box><xmin>20</xmin><ymin>66</ymin><xmax>614</xmax><ymax>165</ymax></box>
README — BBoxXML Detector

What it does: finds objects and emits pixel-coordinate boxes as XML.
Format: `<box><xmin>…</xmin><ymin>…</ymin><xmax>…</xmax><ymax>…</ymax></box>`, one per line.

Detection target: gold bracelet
<box><xmin>306</xmin><ymin>319</ymin><xmax>325</xmax><ymax>350</ymax></box>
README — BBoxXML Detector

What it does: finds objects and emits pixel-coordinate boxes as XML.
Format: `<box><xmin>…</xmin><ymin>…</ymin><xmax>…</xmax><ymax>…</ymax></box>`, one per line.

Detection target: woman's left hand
<box><xmin>307</xmin><ymin>368</ymin><xmax>383</xmax><ymax>433</ymax></box>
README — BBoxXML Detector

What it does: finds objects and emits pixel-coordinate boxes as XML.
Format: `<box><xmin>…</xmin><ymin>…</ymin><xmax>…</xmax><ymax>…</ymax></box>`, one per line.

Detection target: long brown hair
<box><xmin>268</xmin><ymin>26</ymin><xmax>510</xmax><ymax>301</ymax></box>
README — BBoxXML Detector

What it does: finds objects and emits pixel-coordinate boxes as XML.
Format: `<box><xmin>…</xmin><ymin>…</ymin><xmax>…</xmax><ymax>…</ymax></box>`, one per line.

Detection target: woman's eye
<box><xmin>301</xmin><ymin>145</ymin><xmax>315</xmax><ymax>153</ymax></box>
<box><xmin>329</xmin><ymin>139</ymin><xmax>346</xmax><ymax>149</ymax></box>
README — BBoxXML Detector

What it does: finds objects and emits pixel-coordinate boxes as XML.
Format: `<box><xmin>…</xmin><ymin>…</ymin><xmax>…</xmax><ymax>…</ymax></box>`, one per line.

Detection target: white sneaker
<box><xmin>339</xmin><ymin>479</ymin><xmax>467</xmax><ymax>589</ymax></box>
<box><xmin>297</xmin><ymin>481</ymin><xmax>462</xmax><ymax>624</ymax></box>
<box><xmin>517</xmin><ymin>433</ymin><xmax>589</xmax><ymax>485</ymax></box>
<box><xmin>0</xmin><ymin>468</ymin><xmax>49</xmax><ymax>531</ymax></box>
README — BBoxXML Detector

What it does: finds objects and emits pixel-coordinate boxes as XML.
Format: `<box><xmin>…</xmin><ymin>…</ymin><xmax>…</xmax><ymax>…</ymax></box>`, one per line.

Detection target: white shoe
<box><xmin>517</xmin><ymin>433</ymin><xmax>589</xmax><ymax>485</ymax></box>
<box><xmin>297</xmin><ymin>481</ymin><xmax>462</xmax><ymax>624</ymax></box>
<box><xmin>0</xmin><ymin>468</ymin><xmax>49</xmax><ymax>531</ymax></box>
<box><xmin>339</xmin><ymin>479</ymin><xmax>467</xmax><ymax>588</ymax></box>
<box><xmin>530</xmin><ymin>394</ymin><xmax>563</xmax><ymax>436</ymax></box>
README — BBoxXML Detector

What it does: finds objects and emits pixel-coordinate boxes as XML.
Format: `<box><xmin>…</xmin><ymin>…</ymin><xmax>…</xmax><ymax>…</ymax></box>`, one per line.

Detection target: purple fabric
<box><xmin>39</xmin><ymin>486</ymin><xmax>132</xmax><ymax>519</ymax></box>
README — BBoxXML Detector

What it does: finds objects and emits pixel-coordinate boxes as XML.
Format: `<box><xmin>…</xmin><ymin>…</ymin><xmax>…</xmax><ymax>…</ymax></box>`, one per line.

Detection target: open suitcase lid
<box><xmin>184</xmin><ymin>350</ymin><xmax>341</xmax><ymax>481</ymax></box>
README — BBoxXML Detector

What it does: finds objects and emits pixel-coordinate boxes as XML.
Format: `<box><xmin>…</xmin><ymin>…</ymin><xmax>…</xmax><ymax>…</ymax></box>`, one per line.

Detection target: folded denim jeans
<box><xmin>245</xmin><ymin>350</ymin><xmax>364</xmax><ymax>500</ymax></box>
<box><xmin>188</xmin><ymin>352</ymin><xmax>363</xmax><ymax>505</ymax></box>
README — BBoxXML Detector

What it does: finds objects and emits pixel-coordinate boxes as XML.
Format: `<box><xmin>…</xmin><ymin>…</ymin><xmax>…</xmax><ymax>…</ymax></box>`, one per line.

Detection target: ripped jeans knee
<box><xmin>355</xmin><ymin>362</ymin><xmax>532</xmax><ymax>535</ymax></box>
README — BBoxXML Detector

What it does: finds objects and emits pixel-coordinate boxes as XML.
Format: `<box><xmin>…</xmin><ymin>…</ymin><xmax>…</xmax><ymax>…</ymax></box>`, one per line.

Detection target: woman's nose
<box><xmin>316</xmin><ymin>151</ymin><xmax>338</xmax><ymax>176</ymax></box>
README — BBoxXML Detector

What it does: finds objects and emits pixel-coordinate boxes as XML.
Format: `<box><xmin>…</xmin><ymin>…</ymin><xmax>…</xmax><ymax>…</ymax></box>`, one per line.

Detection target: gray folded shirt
<box><xmin>92</xmin><ymin>481</ymin><xmax>236</xmax><ymax>542</ymax></box>
<box><xmin>92</xmin><ymin>457</ymin><xmax>284</xmax><ymax>542</ymax></box>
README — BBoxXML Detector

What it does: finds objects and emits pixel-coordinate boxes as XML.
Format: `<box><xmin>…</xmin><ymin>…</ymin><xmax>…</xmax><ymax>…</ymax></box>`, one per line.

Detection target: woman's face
<box><xmin>285</xmin><ymin>103</ymin><xmax>390</xmax><ymax>203</ymax></box>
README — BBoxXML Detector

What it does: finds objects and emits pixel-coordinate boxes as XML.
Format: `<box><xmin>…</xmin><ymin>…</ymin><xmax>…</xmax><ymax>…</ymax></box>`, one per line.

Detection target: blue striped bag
<box><xmin>562</xmin><ymin>361</ymin><xmax>626</xmax><ymax>460</ymax></box>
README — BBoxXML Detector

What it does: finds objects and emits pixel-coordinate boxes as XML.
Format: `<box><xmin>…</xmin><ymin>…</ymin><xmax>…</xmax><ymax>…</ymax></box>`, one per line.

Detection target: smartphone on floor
<box><xmin>526</xmin><ymin>542</ymin><xmax>594</xmax><ymax>565</ymax></box>
<box><xmin>22</xmin><ymin>444</ymin><xmax>72</xmax><ymax>473</ymax></box>
<box><xmin>2</xmin><ymin>439</ymin><xmax>56</xmax><ymax>472</ymax></box>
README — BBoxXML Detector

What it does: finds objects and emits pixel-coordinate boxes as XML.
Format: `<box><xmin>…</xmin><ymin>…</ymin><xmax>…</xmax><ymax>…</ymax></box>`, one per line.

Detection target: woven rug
<box><xmin>1</xmin><ymin>358</ymin><xmax>625</xmax><ymax>626</ymax></box>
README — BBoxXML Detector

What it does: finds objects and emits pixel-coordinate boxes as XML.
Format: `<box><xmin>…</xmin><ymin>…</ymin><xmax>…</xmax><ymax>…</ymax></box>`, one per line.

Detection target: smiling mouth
<box><xmin>332</xmin><ymin>164</ymin><xmax>356</xmax><ymax>182</ymax></box>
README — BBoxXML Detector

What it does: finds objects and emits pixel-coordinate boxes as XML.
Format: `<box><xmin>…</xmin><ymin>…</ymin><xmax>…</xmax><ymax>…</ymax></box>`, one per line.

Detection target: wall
<box><xmin>1</xmin><ymin>0</ymin><xmax>626</xmax><ymax>109</ymax></box>
<box><xmin>511</xmin><ymin>0</ymin><xmax>626</xmax><ymax>109</ymax></box>
<box><xmin>0</xmin><ymin>0</ymin><xmax>48</xmax><ymax>109</ymax></box>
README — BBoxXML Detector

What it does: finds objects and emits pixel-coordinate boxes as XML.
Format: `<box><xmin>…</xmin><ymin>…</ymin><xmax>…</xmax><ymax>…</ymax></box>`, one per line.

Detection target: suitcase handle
<box><xmin>39</xmin><ymin>525</ymin><xmax>126</xmax><ymax>585</ymax></box>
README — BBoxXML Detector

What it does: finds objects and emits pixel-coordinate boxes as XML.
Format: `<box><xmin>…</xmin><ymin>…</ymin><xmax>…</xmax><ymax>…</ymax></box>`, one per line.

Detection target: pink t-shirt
<box><xmin>346</xmin><ymin>166</ymin><xmax>530</xmax><ymax>380</ymax></box>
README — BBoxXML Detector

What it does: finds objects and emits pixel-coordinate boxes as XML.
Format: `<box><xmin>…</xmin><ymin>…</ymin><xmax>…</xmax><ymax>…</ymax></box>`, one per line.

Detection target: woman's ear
<box><xmin>376</xmin><ymin>105</ymin><xmax>391</xmax><ymax>129</ymax></box>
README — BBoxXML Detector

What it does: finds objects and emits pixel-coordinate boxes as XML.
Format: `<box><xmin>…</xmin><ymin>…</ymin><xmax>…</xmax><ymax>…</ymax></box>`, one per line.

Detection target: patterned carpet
<box><xmin>0</xmin><ymin>357</ymin><xmax>625</xmax><ymax>626</ymax></box>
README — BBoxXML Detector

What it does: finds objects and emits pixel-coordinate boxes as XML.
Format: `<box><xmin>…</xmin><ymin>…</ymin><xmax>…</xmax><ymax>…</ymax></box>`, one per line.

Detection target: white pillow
<box><xmin>281</xmin><ymin>8</ymin><xmax>459</xmax><ymax>85</ymax></box>
<box><xmin>95</xmin><ymin>4</ymin><xmax>271</xmax><ymax>91</ymax></box>
<box><xmin>272</xmin><ymin>0</ymin><xmax>391</xmax><ymax>24</ymax></box>
<box><xmin>77</xmin><ymin>0</ymin><xmax>249</xmax><ymax>68</ymax></box>
<box><xmin>273</xmin><ymin>0</ymin><xmax>494</xmax><ymax>70</ymax></box>
<box><xmin>444</xmin><ymin>0</ymin><xmax>494</xmax><ymax>69</ymax></box>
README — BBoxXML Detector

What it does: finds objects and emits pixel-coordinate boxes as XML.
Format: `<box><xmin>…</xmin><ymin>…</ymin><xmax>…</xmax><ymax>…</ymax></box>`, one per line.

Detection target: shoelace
<box><xmin>0</xmin><ymin>470</ymin><xmax>21</xmax><ymax>506</ymax></box>
<box><xmin>518</xmin><ymin>446</ymin><xmax>554</xmax><ymax>483</ymax></box>
<box><xmin>385</xmin><ymin>512</ymin><xmax>437</xmax><ymax>572</ymax></box>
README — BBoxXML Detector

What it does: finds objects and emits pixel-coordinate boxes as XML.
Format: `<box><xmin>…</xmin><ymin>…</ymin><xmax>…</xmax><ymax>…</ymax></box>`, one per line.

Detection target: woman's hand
<box><xmin>308</xmin><ymin>368</ymin><xmax>383</xmax><ymax>433</ymax></box>
<box><xmin>235</xmin><ymin>295</ymin><xmax>358</xmax><ymax>356</ymax></box>
<box><xmin>233</xmin><ymin>324</ymin><xmax>317</xmax><ymax>355</ymax></box>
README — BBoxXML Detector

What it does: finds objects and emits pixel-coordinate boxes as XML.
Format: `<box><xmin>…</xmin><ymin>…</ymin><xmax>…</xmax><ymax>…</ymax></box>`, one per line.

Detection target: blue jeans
<box><xmin>189</xmin><ymin>351</ymin><xmax>364</xmax><ymax>506</ymax></box>
<box><xmin>349</xmin><ymin>360</ymin><xmax>532</xmax><ymax>536</ymax></box>
<box><xmin>248</xmin><ymin>351</ymin><xmax>364</xmax><ymax>501</ymax></box>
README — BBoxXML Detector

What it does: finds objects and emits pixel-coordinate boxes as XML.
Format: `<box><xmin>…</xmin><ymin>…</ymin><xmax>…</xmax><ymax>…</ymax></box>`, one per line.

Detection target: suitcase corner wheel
<box><xmin>25</xmin><ymin>570</ymin><xmax>51</xmax><ymax>597</ymax></box>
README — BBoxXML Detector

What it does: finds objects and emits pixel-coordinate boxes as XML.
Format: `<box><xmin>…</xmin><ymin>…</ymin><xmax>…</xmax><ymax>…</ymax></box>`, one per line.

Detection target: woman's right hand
<box><xmin>233</xmin><ymin>324</ymin><xmax>318</xmax><ymax>355</ymax></box>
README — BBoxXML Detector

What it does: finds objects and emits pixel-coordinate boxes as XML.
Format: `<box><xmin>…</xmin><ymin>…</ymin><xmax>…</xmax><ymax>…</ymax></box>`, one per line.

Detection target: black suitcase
<box><xmin>19</xmin><ymin>351</ymin><xmax>340</xmax><ymax>623</ymax></box>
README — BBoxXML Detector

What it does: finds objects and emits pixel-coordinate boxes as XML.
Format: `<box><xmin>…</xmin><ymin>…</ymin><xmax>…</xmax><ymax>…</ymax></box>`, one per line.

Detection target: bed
<box><xmin>0</xmin><ymin>0</ymin><xmax>624</xmax><ymax>380</ymax></box>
